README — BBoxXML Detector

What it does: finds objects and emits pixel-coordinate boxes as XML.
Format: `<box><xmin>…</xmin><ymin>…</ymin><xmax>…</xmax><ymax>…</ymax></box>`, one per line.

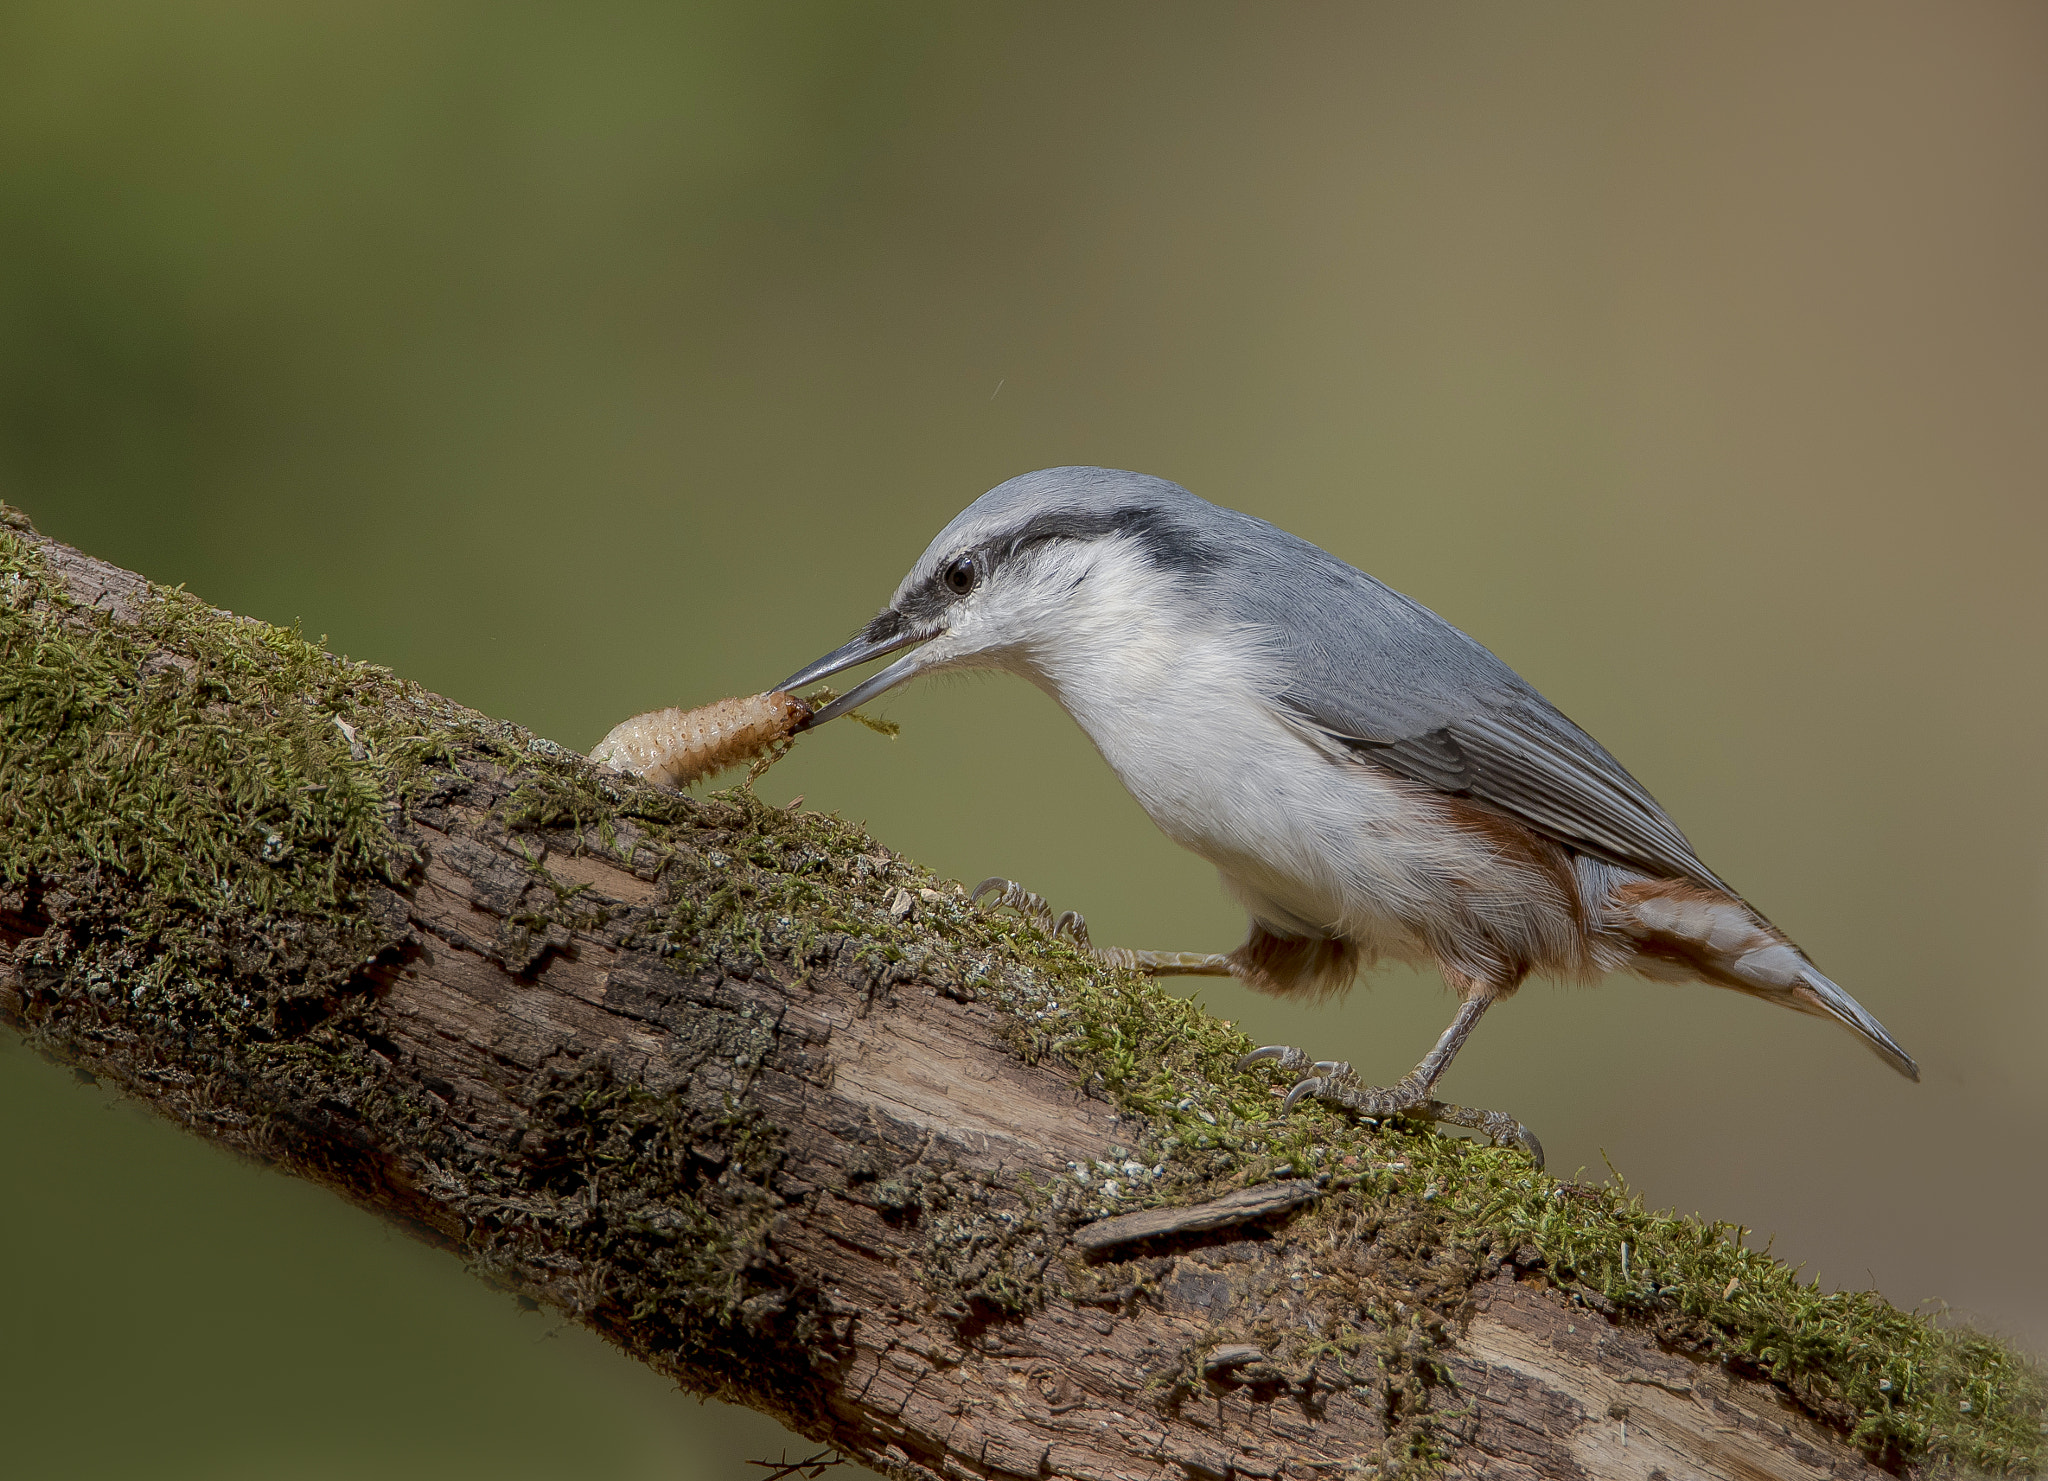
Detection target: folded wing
<box><xmin>1256</xmin><ymin>564</ymin><xmax>1735</xmax><ymax>897</ymax></box>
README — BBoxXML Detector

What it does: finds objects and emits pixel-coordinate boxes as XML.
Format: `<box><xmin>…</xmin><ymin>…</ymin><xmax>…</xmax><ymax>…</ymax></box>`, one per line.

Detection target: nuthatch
<box><xmin>778</xmin><ymin>467</ymin><xmax>1917</xmax><ymax>1160</ymax></box>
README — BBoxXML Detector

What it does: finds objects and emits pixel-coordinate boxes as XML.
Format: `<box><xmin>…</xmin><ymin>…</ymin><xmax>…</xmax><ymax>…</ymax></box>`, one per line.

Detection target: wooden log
<box><xmin>1</xmin><ymin>507</ymin><xmax>2037</xmax><ymax>1481</ymax></box>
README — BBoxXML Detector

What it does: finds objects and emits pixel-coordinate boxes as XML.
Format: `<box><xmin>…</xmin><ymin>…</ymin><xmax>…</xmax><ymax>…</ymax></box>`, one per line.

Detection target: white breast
<box><xmin>992</xmin><ymin>544</ymin><xmax>1529</xmax><ymax>952</ymax></box>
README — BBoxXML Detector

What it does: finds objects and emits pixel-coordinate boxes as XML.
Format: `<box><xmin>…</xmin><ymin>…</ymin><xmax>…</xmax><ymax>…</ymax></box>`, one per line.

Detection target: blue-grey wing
<box><xmin>1327</xmin><ymin>708</ymin><xmax>1733</xmax><ymax>895</ymax></box>
<box><xmin>1255</xmin><ymin>559</ymin><xmax>1733</xmax><ymax>896</ymax></box>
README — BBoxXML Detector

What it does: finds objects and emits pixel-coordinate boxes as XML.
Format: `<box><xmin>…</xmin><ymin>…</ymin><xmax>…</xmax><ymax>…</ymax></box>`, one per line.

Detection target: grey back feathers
<box><xmin>782</xmin><ymin>465</ymin><xmax>1918</xmax><ymax>1095</ymax></box>
<box><xmin>921</xmin><ymin>467</ymin><xmax>1734</xmax><ymax>899</ymax></box>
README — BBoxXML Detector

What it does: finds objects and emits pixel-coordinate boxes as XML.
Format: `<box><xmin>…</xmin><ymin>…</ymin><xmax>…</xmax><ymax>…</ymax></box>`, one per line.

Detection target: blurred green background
<box><xmin>4</xmin><ymin>2</ymin><xmax>2045</xmax><ymax>1476</ymax></box>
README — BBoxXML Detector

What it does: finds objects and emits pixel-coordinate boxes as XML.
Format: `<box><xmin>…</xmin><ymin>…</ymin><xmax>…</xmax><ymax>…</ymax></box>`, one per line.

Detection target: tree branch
<box><xmin>1</xmin><ymin>509</ymin><xmax>2037</xmax><ymax>1481</ymax></box>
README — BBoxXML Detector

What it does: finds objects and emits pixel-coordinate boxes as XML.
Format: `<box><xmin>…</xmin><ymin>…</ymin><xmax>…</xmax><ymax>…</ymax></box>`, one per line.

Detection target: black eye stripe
<box><xmin>942</xmin><ymin>531</ymin><xmax>1068</xmax><ymax>594</ymax></box>
<box><xmin>922</xmin><ymin>507</ymin><xmax>1220</xmax><ymax>606</ymax></box>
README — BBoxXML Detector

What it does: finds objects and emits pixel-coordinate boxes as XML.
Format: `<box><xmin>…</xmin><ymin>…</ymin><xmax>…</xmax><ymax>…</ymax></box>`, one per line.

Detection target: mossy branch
<box><xmin>1</xmin><ymin>506</ymin><xmax>2039</xmax><ymax>1481</ymax></box>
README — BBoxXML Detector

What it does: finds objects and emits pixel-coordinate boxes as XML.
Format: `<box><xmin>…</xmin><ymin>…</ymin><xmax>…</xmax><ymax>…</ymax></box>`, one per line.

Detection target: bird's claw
<box><xmin>1242</xmin><ymin>1043</ymin><xmax>1545</xmax><ymax>1168</ymax></box>
<box><xmin>972</xmin><ymin>875</ymin><xmax>1051</xmax><ymax>930</ymax></box>
<box><xmin>973</xmin><ymin>877</ymin><xmax>1233</xmax><ymax>978</ymax></box>
<box><xmin>1282</xmin><ymin>1069</ymin><xmax>1421</xmax><ymax>1119</ymax></box>
<box><xmin>1427</xmin><ymin>1102</ymin><xmax>1546</xmax><ymax>1168</ymax></box>
<box><xmin>971</xmin><ymin>876</ymin><xmax>1092</xmax><ymax>944</ymax></box>
<box><xmin>1238</xmin><ymin>1044</ymin><xmax>1313</xmax><ymax>1074</ymax></box>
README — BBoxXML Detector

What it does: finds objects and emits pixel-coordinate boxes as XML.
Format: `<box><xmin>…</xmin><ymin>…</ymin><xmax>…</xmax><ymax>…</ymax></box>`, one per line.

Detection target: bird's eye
<box><xmin>943</xmin><ymin>554</ymin><xmax>978</xmax><ymax>595</ymax></box>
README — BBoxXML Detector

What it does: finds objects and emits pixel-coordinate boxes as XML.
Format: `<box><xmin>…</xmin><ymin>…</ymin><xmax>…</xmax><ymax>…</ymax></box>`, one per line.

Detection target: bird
<box><xmin>774</xmin><ymin>466</ymin><xmax>1918</xmax><ymax>1162</ymax></box>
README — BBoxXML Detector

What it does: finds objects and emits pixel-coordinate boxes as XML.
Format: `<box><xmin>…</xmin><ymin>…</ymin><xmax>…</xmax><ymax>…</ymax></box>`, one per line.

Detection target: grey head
<box><xmin>777</xmin><ymin>465</ymin><xmax>1732</xmax><ymax>898</ymax></box>
<box><xmin>777</xmin><ymin>466</ymin><xmax>1234</xmax><ymax>718</ymax></box>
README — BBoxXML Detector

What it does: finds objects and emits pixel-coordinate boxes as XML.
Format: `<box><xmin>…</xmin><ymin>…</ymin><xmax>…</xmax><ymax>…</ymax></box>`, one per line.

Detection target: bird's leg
<box><xmin>1240</xmin><ymin>981</ymin><xmax>1544</xmax><ymax>1166</ymax></box>
<box><xmin>970</xmin><ymin>877</ymin><xmax>1235</xmax><ymax>976</ymax></box>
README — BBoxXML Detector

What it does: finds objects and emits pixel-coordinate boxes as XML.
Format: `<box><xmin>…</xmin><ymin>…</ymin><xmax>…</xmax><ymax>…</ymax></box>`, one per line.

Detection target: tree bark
<box><xmin>0</xmin><ymin>518</ymin><xmax>1924</xmax><ymax>1480</ymax></box>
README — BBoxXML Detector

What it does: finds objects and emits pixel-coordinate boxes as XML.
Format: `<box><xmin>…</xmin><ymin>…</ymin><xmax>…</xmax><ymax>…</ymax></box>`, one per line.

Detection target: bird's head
<box><xmin>776</xmin><ymin>466</ymin><xmax>1231</xmax><ymax>728</ymax></box>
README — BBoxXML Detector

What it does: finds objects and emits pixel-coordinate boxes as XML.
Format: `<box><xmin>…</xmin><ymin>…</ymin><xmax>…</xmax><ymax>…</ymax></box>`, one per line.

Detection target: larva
<box><xmin>588</xmin><ymin>691</ymin><xmax>811</xmax><ymax>789</ymax></box>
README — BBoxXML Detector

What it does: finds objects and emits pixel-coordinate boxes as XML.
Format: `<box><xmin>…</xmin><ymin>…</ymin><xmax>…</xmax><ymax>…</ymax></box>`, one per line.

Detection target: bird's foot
<box><xmin>971</xmin><ymin>877</ymin><xmax>1235</xmax><ymax>977</ymax></box>
<box><xmin>970</xmin><ymin>876</ymin><xmax>1074</xmax><ymax>939</ymax></box>
<box><xmin>1237</xmin><ymin>1045</ymin><xmax>1544</xmax><ymax>1168</ymax></box>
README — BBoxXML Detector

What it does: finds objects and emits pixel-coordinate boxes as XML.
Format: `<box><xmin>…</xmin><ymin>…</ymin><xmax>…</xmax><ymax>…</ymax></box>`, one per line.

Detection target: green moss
<box><xmin>967</xmin><ymin>910</ymin><xmax>2046</xmax><ymax>1476</ymax></box>
<box><xmin>485</xmin><ymin>749</ymin><xmax>2045</xmax><ymax>1476</ymax></box>
<box><xmin>0</xmin><ymin>508</ymin><xmax>850</xmax><ymax>1415</ymax></box>
<box><xmin>604</xmin><ymin>778</ymin><xmax>2041</xmax><ymax>1475</ymax></box>
<box><xmin>2</xmin><ymin>552</ymin><xmax>394</xmax><ymax>913</ymax></box>
<box><xmin>0</xmin><ymin>517</ymin><xmax>442</xmax><ymax>1054</ymax></box>
<box><xmin>475</xmin><ymin>1062</ymin><xmax>838</xmax><ymax>1409</ymax></box>
<box><xmin>5</xmin><ymin>502</ymin><xmax>2039</xmax><ymax>1477</ymax></box>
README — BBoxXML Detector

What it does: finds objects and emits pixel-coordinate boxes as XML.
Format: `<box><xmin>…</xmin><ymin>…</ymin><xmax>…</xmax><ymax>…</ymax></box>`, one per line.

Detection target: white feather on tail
<box><xmin>1606</xmin><ymin>877</ymin><xmax>1919</xmax><ymax>1081</ymax></box>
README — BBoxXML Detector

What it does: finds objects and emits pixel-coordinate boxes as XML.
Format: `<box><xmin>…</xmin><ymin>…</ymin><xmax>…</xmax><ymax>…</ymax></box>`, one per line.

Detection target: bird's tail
<box><xmin>1787</xmin><ymin>965</ymin><xmax>1920</xmax><ymax>1082</ymax></box>
<box><xmin>1610</xmin><ymin>879</ymin><xmax>1919</xmax><ymax>1081</ymax></box>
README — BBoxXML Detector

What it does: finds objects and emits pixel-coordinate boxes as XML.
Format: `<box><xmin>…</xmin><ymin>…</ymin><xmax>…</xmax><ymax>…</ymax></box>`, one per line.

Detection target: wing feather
<box><xmin>1190</xmin><ymin>498</ymin><xmax>1737</xmax><ymax>897</ymax></box>
<box><xmin>1311</xmin><ymin>706</ymin><xmax>1732</xmax><ymax>894</ymax></box>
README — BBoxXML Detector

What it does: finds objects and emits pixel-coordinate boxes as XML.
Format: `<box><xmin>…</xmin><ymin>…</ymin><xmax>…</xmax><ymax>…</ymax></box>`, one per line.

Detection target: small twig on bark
<box><xmin>747</xmin><ymin>1447</ymin><xmax>848</xmax><ymax>1481</ymax></box>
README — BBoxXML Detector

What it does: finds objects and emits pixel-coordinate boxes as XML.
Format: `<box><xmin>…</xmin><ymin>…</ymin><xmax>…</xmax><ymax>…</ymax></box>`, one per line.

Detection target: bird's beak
<box><xmin>774</xmin><ymin>613</ymin><xmax>933</xmax><ymax>730</ymax></box>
